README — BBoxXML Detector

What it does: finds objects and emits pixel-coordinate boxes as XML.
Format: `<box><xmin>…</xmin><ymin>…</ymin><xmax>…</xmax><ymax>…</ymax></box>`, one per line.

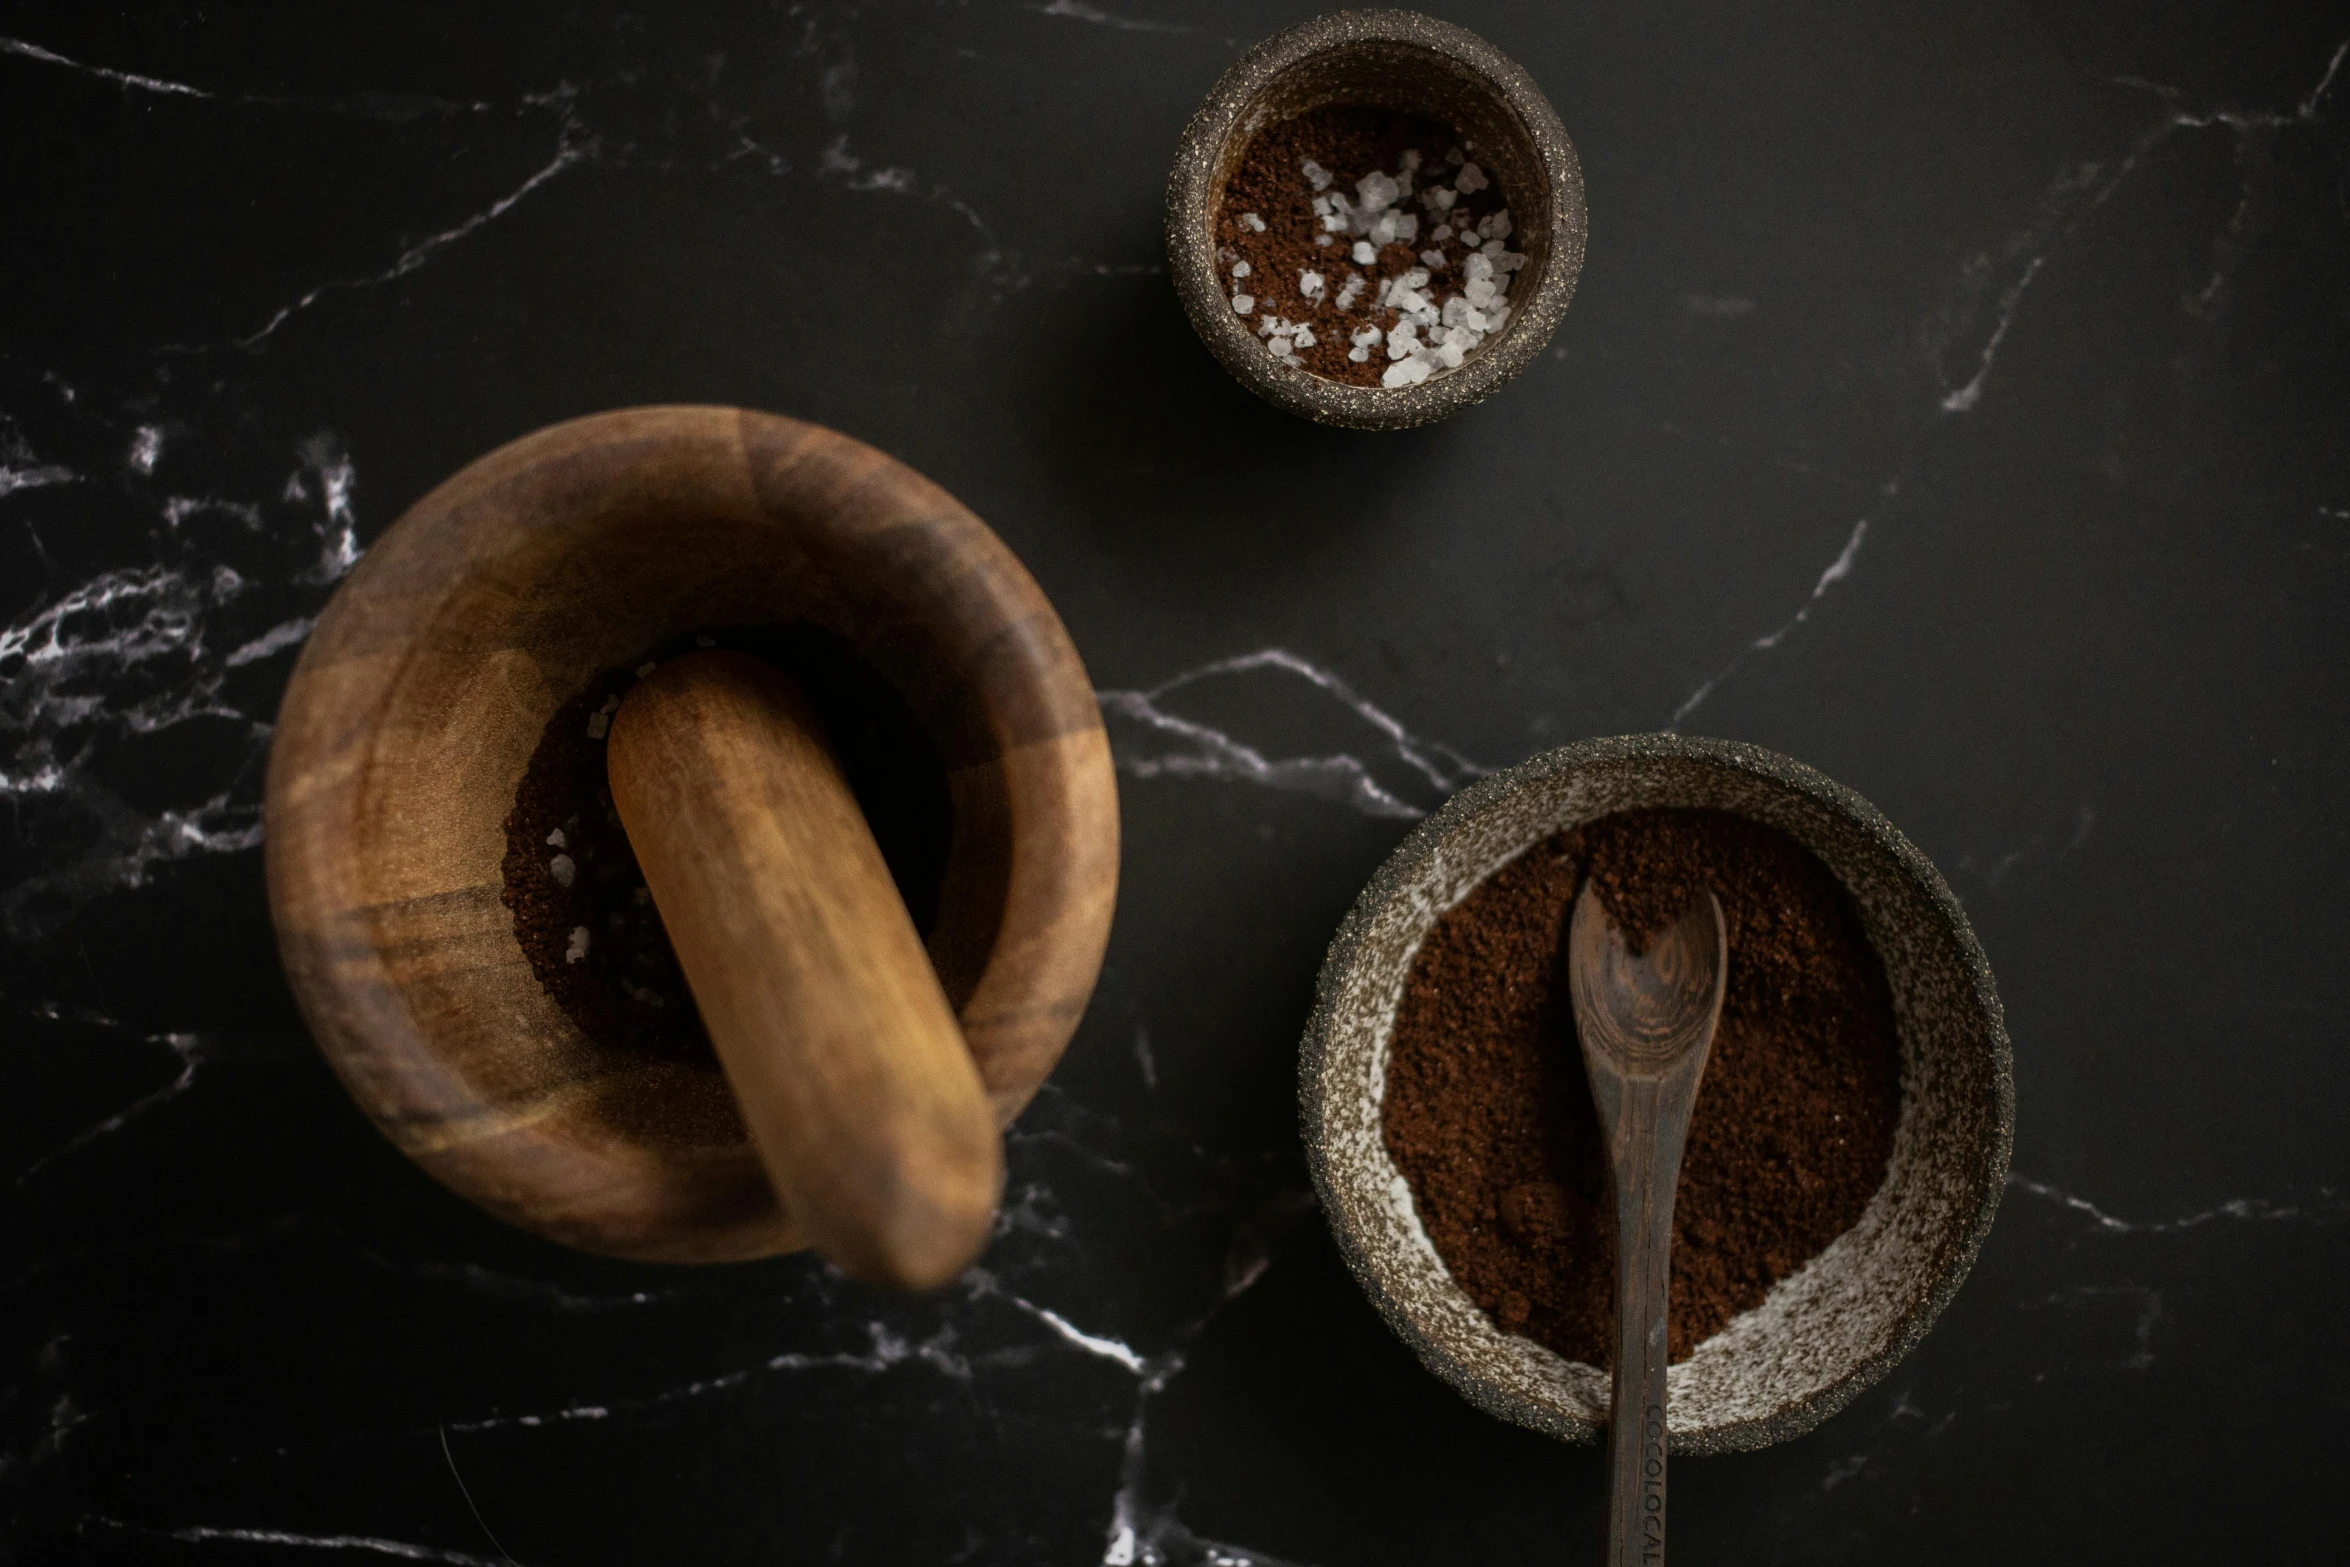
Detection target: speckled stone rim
<box><xmin>1300</xmin><ymin>736</ymin><xmax>2015</xmax><ymax>1452</ymax></box>
<box><xmin>1166</xmin><ymin>9</ymin><xmax>1587</xmax><ymax>430</ymax></box>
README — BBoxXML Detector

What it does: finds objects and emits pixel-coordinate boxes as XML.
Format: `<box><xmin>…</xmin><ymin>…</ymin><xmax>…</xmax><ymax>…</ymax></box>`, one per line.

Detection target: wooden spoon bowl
<box><xmin>264</xmin><ymin>406</ymin><xmax>1118</xmax><ymax>1263</ymax></box>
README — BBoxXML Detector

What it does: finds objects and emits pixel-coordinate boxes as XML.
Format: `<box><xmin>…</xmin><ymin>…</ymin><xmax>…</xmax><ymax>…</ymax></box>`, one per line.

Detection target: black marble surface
<box><xmin>4</xmin><ymin>3</ymin><xmax>2347</xmax><ymax>1562</ymax></box>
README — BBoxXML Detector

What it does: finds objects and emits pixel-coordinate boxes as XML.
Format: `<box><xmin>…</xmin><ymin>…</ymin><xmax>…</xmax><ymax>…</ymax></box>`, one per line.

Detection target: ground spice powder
<box><xmin>1381</xmin><ymin>808</ymin><xmax>1904</xmax><ymax>1365</ymax></box>
<box><xmin>1216</xmin><ymin>103</ymin><xmax>1523</xmax><ymax>387</ymax></box>
<box><xmin>500</xmin><ymin>626</ymin><xmax>952</xmax><ymax>1063</ymax></box>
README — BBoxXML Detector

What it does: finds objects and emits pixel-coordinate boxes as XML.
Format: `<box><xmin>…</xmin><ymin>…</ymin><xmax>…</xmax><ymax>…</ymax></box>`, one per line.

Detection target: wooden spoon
<box><xmin>607</xmin><ymin>651</ymin><xmax>1002</xmax><ymax>1290</ymax></box>
<box><xmin>1567</xmin><ymin>884</ymin><xmax>1728</xmax><ymax>1567</ymax></box>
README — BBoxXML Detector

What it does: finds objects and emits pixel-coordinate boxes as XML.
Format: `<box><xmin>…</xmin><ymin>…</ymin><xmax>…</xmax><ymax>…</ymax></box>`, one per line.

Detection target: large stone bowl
<box><xmin>1300</xmin><ymin>735</ymin><xmax>2012</xmax><ymax>1452</ymax></box>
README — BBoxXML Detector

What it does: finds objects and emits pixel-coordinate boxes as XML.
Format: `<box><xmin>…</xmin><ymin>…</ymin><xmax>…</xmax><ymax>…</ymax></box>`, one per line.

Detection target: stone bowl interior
<box><xmin>1166</xmin><ymin>9</ymin><xmax>1587</xmax><ymax>430</ymax></box>
<box><xmin>264</xmin><ymin>406</ymin><xmax>1118</xmax><ymax>1264</ymax></box>
<box><xmin>1301</xmin><ymin>736</ymin><xmax>2012</xmax><ymax>1453</ymax></box>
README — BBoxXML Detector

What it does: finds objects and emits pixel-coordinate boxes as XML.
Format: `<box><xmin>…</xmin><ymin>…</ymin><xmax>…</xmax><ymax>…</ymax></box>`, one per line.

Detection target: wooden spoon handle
<box><xmin>606</xmin><ymin>651</ymin><xmax>1001</xmax><ymax>1289</ymax></box>
<box><xmin>1604</xmin><ymin>1077</ymin><xmax>1689</xmax><ymax>1567</ymax></box>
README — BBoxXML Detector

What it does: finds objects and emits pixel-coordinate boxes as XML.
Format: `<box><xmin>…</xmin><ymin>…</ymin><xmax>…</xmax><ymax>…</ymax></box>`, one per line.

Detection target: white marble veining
<box><xmin>225</xmin><ymin>107</ymin><xmax>597</xmax><ymax>351</ymax></box>
<box><xmin>436</xmin><ymin>1429</ymin><xmax>518</xmax><ymax>1567</ymax></box>
<box><xmin>2024</xmin><ymin>1284</ymin><xmax>2164</xmax><ymax>1371</ymax></box>
<box><xmin>0</xmin><ymin>34</ymin><xmax>211</xmax><ymax>99</ymax></box>
<box><xmin>2007</xmin><ymin>1172</ymin><xmax>2342</xmax><ymax>1235</ymax></box>
<box><xmin>84</xmin><ymin>1521</ymin><xmax>511</xmax><ymax>1565</ymax></box>
<box><xmin>1099</xmin><ymin>648</ymin><xmax>1486</xmax><ymax>820</ymax></box>
<box><xmin>1035</xmin><ymin>1</ymin><xmax>1194</xmax><ymax>36</ymax></box>
<box><xmin>0</xmin><ymin>393</ymin><xmax>364</xmax><ymax>940</ymax></box>
<box><xmin>1669</xmin><ymin>514</ymin><xmax>1871</xmax><ymax>726</ymax></box>
<box><xmin>1670</xmin><ymin>32</ymin><xmax>2349</xmax><ymax>728</ymax></box>
<box><xmin>14</xmin><ymin>1029</ymin><xmax>205</xmax><ymax>1189</ymax></box>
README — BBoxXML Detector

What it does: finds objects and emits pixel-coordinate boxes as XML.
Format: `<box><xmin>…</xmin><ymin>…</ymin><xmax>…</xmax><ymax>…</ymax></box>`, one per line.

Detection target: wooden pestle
<box><xmin>606</xmin><ymin>651</ymin><xmax>1000</xmax><ymax>1289</ymax></box>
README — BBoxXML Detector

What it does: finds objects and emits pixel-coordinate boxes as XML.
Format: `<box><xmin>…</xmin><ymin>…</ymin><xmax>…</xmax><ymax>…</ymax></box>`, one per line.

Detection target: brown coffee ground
<box><xmin>500</xmin><ymin>625</ymin><xmax>952</xmax><ymax>1063</ymax></box>
<box><xmin>1216</xmin><ymin>103</ymin><xmax>1519</xmax><ymax>386</ymax></box>
<box><xmin>1381</xmin><ymin>808</ymin><xmax>1903</xmax><ymax>1366</ymax></box>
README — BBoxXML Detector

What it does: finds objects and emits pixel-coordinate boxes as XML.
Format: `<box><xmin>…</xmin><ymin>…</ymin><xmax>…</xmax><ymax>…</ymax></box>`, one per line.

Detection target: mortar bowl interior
<box><xmin>264</xmin><ymin>406</ymin><xmax>1117</xmax><ymax>1263</ymax></box>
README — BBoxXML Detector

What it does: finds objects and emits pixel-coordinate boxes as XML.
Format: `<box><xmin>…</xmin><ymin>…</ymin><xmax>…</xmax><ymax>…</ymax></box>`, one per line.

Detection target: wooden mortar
<box><xmin>264</xmin><ymin>406</ymin><xmax>1119</xmax><ymax>1269</ymax></box>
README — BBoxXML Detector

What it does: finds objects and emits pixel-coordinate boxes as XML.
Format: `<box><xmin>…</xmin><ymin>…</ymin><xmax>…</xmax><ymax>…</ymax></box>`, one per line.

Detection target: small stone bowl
<box><xmin>1301</xmin><ymin>736</ymin><xmax>2013</xmax><ymax>1452</ymax></box>
<box><xmin>1166</xmin><ymin>9</ymin><xmax>1587</xmax><ymax>430</ymax></box>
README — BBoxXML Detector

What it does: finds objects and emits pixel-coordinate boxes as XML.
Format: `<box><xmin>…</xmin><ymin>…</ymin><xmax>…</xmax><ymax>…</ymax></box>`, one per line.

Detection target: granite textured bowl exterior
<box><xmin>1300</xmin><ymin>736</ymin><xmax>2014</xmax><ymax>1453</ymax></box>
<box><xmin>1166</xmin><ymin>9</ymin><xmax>1587</xmax><ymax>429</ymax></box>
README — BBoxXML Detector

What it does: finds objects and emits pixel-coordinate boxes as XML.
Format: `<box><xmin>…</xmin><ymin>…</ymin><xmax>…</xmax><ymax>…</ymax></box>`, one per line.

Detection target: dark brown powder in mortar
<box><xmin>1216</xmin><ymin>103</ymin><xmax>1516</xmax><ymax>387</ymax></box>
<box><xmin>500</xmin><ymin>625</ymin><xmax>953</xmax><ymax>1063</ymax></box>
<box><xmin>1381</xmin><ymin>808</ymin><xmax>1903</xmax><ymax>1365</ymax></box>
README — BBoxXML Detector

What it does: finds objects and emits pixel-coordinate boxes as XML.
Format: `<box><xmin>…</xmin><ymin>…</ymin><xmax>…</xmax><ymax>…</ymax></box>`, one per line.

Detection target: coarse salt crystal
<box><xmin>1301</xmin><ymin>159</ymin><xmax>1332</xmax><ymax>190</ymax></box>
<box><xmin>1437</xmin><ymin>339</ymin><xmax>1467</xmax><ymax>368</ymax></box>
<box><xmin>586</xmin><ymin>692</ymin><xmax>622</xmax><ymax>740</ymax></box>
<box><xmin>1402</xmin><ymin>268</ymin><xmax>1430</xmax><ymax>289</ymax></box>
<box><xmin>1382</xmin><ymin>355</ymin><xmax>1434</xmax><ymax>387</ymax></box>
<box><xmin>1455</xmin><ymin>161</ymin><xmax>1488</xmax><ymax>192</ymax></box>
<box><xmin>1269</xmin><ymin>336</ymin><xmax>1295</xmax><ymax>358</ymax></box>
<box><xmin>1466</xmin><ymin>277</ymin><xmax>1498</xmax><ymax>306</ymax></box>
<box><xmin>546</xmin><ymin>828</ymin><xmax>567</xmax><ymax>849</ymax></box>
<box><xmin>1232</xmin><ymin>260</ymin><xmax>1251</xmax><ymax>278</ymax></box>
<box><xmin>1356</xmin><ymin>171</ymin><xmax>1399</xmax><ymax>213</ymax></box>
<box><xmin>1232</xmin><ymin>294</ymin><xmax>1254</xmax><ymax>314</ymax></box>
<box><xmin>566</xmin><ymin>926</ymin><xmax>591</xmax><ymax>963</ymax></box>
<box><xmin>1445</xmin><ymin>146</ymin><xmax>1465</xmax><ymax>165</ymax></box>
<box><xmin>549</xmin><ymin>854</ymin><xmax>576</xmax><ymax>888</ymax></box>
<box><xmin>1240</xmin><ymin>211</ymin><xmax>1266</xmax><ymax>231</ymax></box>
<box><xmin>1431</xmin><ymin>224</ymin><xmax>1452</xmax><ymax>242</ymax></box>
<box><xmin>1352</xmin><ymin>241</ymin><xmax>1376</xmax><ymax>264</ymax></box>
<box><xmin>1465</xmin><ymin>253</ymin><xmax>1495</xmax><ymax>282</ymax></box>
<box><xmin>1316</xmin><ymin>234</ymin><xmax>1333</xmax><ymax>246</ymax></box>
<box><xmin>1420</xmin><ymin>250</ymin><xmax>1447</xmax><ymax>269</ymax></box>
<box><xmin>1299</xmin><ymin>270</ymin><xmax>1325</xmax><ymax>298</ymax></box>
<box><xmin>1351</xmin><ymin>324</ymin><xmax>1384</xmax><ymax>348</ymax></box>
<box><xmin>1400</xmin><ymin>148</ymin><xmax>1422</xmax><ymax>171</ymax></box>
<box><xmin>1348</xmin><ymin>347</ymin><xmax>1370</xmax><ymax>362</ymax></box>
<box><xmin>1428</xmin><ymin>186</ymin><xmax>1456</xmax><ymax>212</ymax></box>
<box><xmin>1293</xmin><ymin>325</ymin><xmax>1317</xmax><ymax>348</ymax></box>
<box><xmin>1335</xmin><ymin>276</ymin><xmax>1365</xmax><ymax>310</ymax></box>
